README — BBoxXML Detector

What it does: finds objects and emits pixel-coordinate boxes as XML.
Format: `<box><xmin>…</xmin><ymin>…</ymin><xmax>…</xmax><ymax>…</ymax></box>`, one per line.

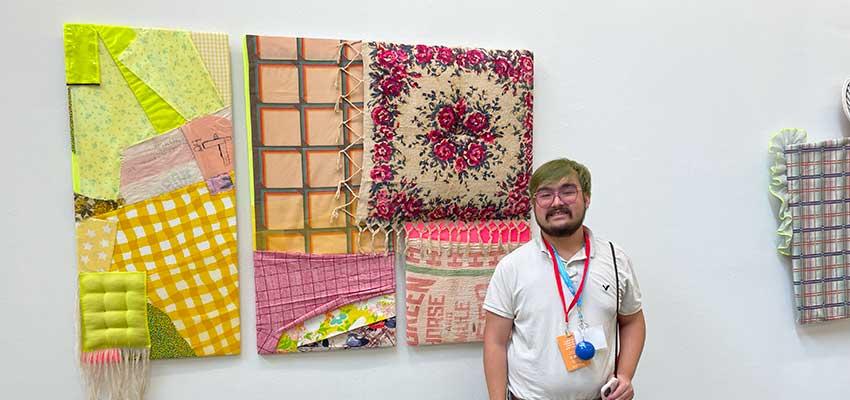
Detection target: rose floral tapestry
<box><xmin>357</xmin><ymin>42</ymin><xmax>534</xmax><ymax>228</ymax></box>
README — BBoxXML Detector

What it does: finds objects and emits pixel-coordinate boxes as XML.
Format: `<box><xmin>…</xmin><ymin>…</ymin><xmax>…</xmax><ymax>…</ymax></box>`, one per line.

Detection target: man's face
<box><xmin>533</xmin><ymin>176</ymin><xmax>589</xmax><ymax>238</ymax></box>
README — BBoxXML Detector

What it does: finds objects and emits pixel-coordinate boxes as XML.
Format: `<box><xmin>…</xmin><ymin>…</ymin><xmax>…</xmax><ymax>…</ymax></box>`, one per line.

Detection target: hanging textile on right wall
<box><xmin>359</xmin><ymin>41</ymin><xmax>535</xmax><ymax>344</ymax></box>
<box><xmin>770</xmin><ymin>128</ymin><xmax>850</xmax><ymax>324</ymax></box>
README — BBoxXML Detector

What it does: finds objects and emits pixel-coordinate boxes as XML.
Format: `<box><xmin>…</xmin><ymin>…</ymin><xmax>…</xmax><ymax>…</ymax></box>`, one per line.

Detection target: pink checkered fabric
<box><xmin>254</xmin><ymin>251</ymin><xmax>396</xmax><ymax>354</ymax></box>
<box><xmin>786</xmin><ymin>138</ymin><xmax>850</xmax><ymax>324</ymax></box>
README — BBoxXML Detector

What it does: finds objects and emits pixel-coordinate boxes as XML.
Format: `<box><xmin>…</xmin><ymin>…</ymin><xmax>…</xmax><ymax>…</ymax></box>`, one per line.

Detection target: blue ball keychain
<box><xmin>575</xmin><ymin>340</ymin><xmax>596</xmax><ymax>360</ymax></box>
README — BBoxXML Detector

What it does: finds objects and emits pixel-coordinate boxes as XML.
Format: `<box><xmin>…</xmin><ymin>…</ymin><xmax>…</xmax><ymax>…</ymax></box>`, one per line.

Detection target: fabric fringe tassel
<box><xmin>80</xmin><ymin>348</ymin><xmax>150</xmax><ymax>400</ymax></box>
<box><xmin>401</xmin><ymin>220</ymin><xmax>531</xmax><ymax>257</ymax></box>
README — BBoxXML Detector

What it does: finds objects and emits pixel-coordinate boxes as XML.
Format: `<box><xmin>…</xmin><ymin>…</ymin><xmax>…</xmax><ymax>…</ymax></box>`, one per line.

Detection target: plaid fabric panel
<box><xmin>107</xmin><ymin>180</ymin><xmax>240</xmax><ymax>355</ymax></box>
<box><xmin>254</xmin><ymin>251</ymin><xmax>395</xmax><ymax>354</ymax></box>
<box><xmin>786</xmin><ymin>138</ymin><xmax>850</xmax><ymax>324</ymax></box>
<box><xmin>190</xmin><ymin>32</ymin><xmax>232</xmax><ymax>106</ymax></box>
<box><xmin>245</xmin><ymin>35</ymin><xmax>377</xmax><ymax>254</ymax></box>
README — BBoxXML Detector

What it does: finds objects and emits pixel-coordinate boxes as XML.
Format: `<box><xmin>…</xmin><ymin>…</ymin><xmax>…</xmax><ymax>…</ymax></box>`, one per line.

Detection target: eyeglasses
<box><xmin>534</xmin><ymin>188</ymin><xmax>581</xmax><ymax>208</ymax></box>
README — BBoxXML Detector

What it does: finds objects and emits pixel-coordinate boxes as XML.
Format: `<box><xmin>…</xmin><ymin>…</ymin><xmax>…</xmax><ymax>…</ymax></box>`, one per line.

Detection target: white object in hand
<box><xmin>601</xmin><ymin>377</ymin><xmax>619</xmax><ymax>400</ymax></box>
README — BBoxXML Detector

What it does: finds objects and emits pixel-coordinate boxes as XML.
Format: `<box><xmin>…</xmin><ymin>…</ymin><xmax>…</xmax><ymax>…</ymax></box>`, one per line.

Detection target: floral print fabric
<box><xmin>357</xmin><ymin>42</ymin><xmax>534</xmax><ymax>226</ymax></box>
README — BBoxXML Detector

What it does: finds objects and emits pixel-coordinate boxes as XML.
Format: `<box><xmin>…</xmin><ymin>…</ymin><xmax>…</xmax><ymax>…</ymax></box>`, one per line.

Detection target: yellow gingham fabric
<box><xmin>106</xmin><ymin>180</ymin><xmax>240</xmax><ymax>356</ymax></box>
<box><xmin>190</xmin><ymin>32</ymin><xmax>231</xmax><ymax>106</ymax></box>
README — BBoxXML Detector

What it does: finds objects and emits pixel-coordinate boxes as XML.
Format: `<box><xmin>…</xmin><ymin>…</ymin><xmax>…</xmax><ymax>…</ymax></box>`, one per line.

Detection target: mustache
<box><xmin>546</xmin><ymin>207</ymin><xmax>572</xmax><ymax>219</ymax></box>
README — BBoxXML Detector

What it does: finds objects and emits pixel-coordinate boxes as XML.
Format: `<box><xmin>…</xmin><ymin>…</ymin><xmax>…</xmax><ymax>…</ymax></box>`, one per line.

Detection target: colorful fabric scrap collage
<box><xmin>66</xmin><ymin>24</ymin><xmax>535</xmax><ymax>397</ymax></box>
<box><xmin>66</xmin><ymin>24</ymin><xmax>239</xmax><ymax>399</ymax></box>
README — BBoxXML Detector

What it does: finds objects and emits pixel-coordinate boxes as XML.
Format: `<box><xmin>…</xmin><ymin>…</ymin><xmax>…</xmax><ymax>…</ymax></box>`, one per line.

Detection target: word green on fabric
<box><xmin>79</xmin><ymin>272</ymin><xmax>150</xmax><ymax>352</ymax></box>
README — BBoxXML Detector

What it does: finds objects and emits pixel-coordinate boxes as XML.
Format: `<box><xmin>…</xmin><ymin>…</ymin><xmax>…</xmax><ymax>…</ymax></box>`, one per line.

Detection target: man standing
<box><xmin>483</xmin><ymin>159</ymin><xmax>646</xmax><ymax>400</ymax></box>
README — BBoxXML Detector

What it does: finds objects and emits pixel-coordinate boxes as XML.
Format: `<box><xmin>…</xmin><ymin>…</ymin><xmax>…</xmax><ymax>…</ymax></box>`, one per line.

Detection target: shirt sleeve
<box><xmin>483</xmin><ymin>256</ymin><xmax>515</xmax><ymax>319</ymax></box>
<box><xmin>618</xmin><ymin>252</ymin><xmax>643</xmax><ymax>316</ymax></box>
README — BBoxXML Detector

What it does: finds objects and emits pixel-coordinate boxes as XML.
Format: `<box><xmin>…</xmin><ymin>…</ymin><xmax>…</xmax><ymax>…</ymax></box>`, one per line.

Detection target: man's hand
<box><xmin>607</xmin><ymin>374</ymin><xmax>634</xmax><ymax>400</ymax></box>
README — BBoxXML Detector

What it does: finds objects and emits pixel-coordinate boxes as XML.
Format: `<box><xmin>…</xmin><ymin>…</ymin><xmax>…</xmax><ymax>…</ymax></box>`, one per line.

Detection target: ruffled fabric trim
<box><xmin>768</xmin><ymin>128</ymin><xmax>807</xmax><ymax>256</ymax></box>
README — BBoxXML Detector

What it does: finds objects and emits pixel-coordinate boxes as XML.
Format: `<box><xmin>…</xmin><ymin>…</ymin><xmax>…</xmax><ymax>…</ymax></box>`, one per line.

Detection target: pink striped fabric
<box><xmin>254</xmin><ymin>251</ymin><xmax>396</xmax><ymax>354</ymax></box>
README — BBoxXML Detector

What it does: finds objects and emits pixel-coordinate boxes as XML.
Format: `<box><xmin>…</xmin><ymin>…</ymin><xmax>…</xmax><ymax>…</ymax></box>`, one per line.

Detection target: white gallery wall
<box><xmin>1</xmin><ymin>0</ymin><xmax>850</xmax><ymax>398</ymax></box>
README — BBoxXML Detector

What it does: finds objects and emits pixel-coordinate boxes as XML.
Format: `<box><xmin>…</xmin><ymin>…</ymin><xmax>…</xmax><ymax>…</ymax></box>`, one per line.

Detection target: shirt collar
<box><xmin>534</xmin><ymin>226</ymin><xmax>596</xmax><ymax>261</ymax></box>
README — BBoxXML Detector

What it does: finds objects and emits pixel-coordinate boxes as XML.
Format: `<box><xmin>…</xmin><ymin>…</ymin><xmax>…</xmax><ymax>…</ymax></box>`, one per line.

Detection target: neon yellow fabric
<box><xmin>64</xmin><ymin>24</ymin><xmax>100</xmax><ymax>84</ymax></box>
<box><xmin>79</xmin><ymin>271</ymin><xmax>150</xmax><ymax>351</ymax></box>
<box><xmin>119</xmin><ymin>29</ymin><xmax>223</xmax><ymax>120</ymax></box>
<box><xmin>69</xmin><ymin>41</ymin><xmax>157</xmax><ymax>200</ymax></box>
<box><xmin>94</xmin><ymin>25</ymin><xmax>186</xmax><ymax>133</ymax></box>
<box><xmin>95</xmin><ymin>25</ymin><xmax>136</xmax><ymax>56</ymax></box>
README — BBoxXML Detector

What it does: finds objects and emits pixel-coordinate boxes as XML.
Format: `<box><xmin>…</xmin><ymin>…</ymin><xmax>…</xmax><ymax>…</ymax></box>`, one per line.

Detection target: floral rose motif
<box><xmin>464</xmin><ymin>142</ymin><xmax>487</xmax><ymax>167</ymax></box>
<box><xmin>462</xmin><ymin>49</ymin><xmax>486</xmax><ymax>67</ymax></box>
<box><xmin>436</xmin><ymin>47</ymin><xmax>455</xmax><ymax>65</ymax></box>
<box><xmin>365</xmin><ymin>42</ymin><xmax>533</xmax><ymax>224</ymax></box>
<box><xmin>380</xmin><ymin>77</ymin><xmax>404</xmax><ymax>97</ymax></box>
<box><xmin>377</xmin><ymin>49</ymin><xmax>399</xmax><ymax>67</ymax></box>
<box><xmin>428</xmin><ymin>206</ymin><xmax>447</xmax><ymax>220</ymax></box>
<box><xmin>453</xmin><ymin>98</ymin><xmax>467</xmax><ymax>116</ymax></box>
<box><xmin>395</xmin><ymin>49</ymin><xmax>410</xmax><ymax>63</ymax></box>
<box><xmin>402</xmin><ymin>196</ymin><xmax>424</xmax><ymax>218</ymax></box>
<box><xmin>378</xmin><ymin>125</ymin><xmax>395</xmax><ymax>140</ymax></box>
<box><xmin>414</xmin><ymin>45</ymin><xmax>434</xmax><ymax>64</ymax></box>
<box><xmin>373</xmin><ymin>189</ymin><xmax>395</xmax><ymax>220</ymax></box>
<box><xmin>370</xmin><ymin>164</ymin><xmax>394</xmax><ymax>182</ymax></box>
<box><xmin>481</xmin><ymin>131</ymin><xmax>496</xmax><ymax>143</ymax></box>
<box><xmin>479</xmin><ymin>206</ymin><xmax>497</xmax><ymax>219</ymax></box>
<box><xmin>519</xmin><ymin>56</ymin><xmax>534</xmax><ymax>74</ymax></box>
<box><xmin>514</xmin><ymin>172</ymin><xmax>530</xmax><ymax>190</ymax></box>
<box><xmin>493</xmin><ymin>57</ymin><xmax>512</xmax><ymax>77</ymax></box>
<box><xmin>454</xmin><ymin>157</ymin><xmax>467</xmax><ymax>173</ymax></box>
<box><xmin>434</xmin><ymin>139</ymin><xmax>457</xmax><ymax>161</ymax></box>
<box><xmin>371</xmin><ymin>106</ymin><xmax>393</xmax><ymax>126</ymax></box>
<box><xmin>373</xmin><ymin>142</ymin><xmax>394</xmax><ymax>163</ymax></box>
<box><xmin>374</xmin><ymin>199</ymin><xmax>394</xmax><ymax>220</ymax></box>
<box><xmin>459</xmin><ymin>205</ymin><xmax>479</xmax><ymax>220</ymax></box>
<box><xmin>437</xmin><ymin>106</ymin><xmax>457</xmax><ymax>130</ymax></box>
<box><xmin>464</xmin><ymin>112</ymin><xmax>489</xmax><ymax>133</ymax></box>
<box><xmin>523</xmin><ymin>112</ymin><xmax>533</xmax><ymax>131</ymax></box>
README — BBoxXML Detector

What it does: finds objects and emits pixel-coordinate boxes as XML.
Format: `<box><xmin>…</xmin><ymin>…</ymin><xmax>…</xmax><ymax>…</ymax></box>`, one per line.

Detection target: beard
<box><xmin>535</xmin><ymin>206</ymin><xmax>585</xmax><ymax>237</ymax></box>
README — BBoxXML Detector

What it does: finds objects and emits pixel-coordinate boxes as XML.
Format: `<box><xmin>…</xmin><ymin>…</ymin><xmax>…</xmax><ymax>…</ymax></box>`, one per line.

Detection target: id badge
<box><xmin>556</xmin><ymin>332</ymin><xmax>591</xmax><ymax>372</ymax></box>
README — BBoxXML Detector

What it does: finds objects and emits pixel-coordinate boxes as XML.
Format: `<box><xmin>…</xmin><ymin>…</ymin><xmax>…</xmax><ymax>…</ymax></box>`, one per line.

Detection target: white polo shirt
<box><xmin>483</xmin><ymin>228</ymin><xmax>642</xmax><ymax>400</ymax></box>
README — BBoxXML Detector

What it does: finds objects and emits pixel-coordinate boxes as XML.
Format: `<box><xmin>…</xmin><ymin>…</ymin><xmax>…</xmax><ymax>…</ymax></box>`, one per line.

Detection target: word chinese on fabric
<box><xmin>358</xmin><ymin>42</ymin><xmax>534</xmax><ymax>228</ymax></box>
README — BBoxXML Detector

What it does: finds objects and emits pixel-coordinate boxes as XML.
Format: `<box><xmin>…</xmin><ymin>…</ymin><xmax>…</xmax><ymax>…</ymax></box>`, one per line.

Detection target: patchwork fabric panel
<box><xmin>357</xmin><ymin>42</ymin><xmax>534</xmax><ymax>227</ymax></box>
<box><xmin>76</xmin><ymin>218</ymin><xmax>118</xmax><ymax>272</ymax></box>
<box><xmin>105</xmin><ymin>180</ymin><xmax>240</xmax><ymax>356</ymax></box>
<box><xmin>65</xmin><ymin>24</ymin><xmax>237</xmax><ymax>362</ymax></box>
<box><xmin>785</xmin><ymin>137</ymin><xmax>850</xmax><ymax>324</ymax></box>
<box><xmin>254</xmin><ymin>251</ymin><xmax>395</xmax><ymax>354</ymax></box>
<box><xmin>404</xmin><ymin>221</ymin><xmax>529</xmax><ymax>345</ymax></box>
<box><xmin>118</xmin><ymin>128</ymin><xmax>204</xmax><ymax>204</ymax></box>
<box><xmin>275</xmin><ymin>294</ymin><xmax>395</xmax><ymax>353</ymax></box>
<box><xmin>285</xmin><ymin>317</ymin><xmax>397</xmax><ymax>352</ymax></box>
<box><xmin>79</xmin><ymin>272</ymin><xmax>149</xmax><ymax>351</ymax></box>
<box><xmin>245</xmin><ymin>35</ymin><xmax>384</xmax><ymax>254</ymax></box>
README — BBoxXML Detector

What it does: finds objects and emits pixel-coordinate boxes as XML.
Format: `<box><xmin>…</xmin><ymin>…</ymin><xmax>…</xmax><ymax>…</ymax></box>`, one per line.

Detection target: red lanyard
<box><xmin>543</xmin><ymin>231</ymin><xmax>591</xmax><ymax>325</ymax></box>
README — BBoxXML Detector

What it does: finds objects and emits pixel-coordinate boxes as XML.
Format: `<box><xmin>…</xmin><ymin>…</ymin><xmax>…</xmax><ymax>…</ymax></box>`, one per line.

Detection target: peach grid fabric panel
<box><xmin>106</xmin><ymin>180</ymin><xmax>240</xmax><ymax>356</ymax></box>
<box><xmin>247</xmin><ymin>35</ymin><xmax>372</xmax><ymax>254</ymax></box>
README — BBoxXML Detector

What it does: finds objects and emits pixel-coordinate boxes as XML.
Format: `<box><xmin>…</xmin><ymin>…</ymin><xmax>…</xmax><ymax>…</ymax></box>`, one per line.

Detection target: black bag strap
<box><xmin>609</xmin><ymin>241</ymin><xmax>620</xmax><ymax>377</ymax></box>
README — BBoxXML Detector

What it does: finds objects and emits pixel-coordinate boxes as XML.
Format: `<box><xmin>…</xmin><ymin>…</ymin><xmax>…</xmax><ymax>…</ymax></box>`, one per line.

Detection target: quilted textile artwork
<box><xmin>244</xmin><ymin>35</ymin><xmax>398</xmax><ymax>355</ymax></box>
<box><xmin>65</xmin><ymin>22</ymin><xmax>236</xmax><ymax>399</ymax></box>
<box><xmin>357</xmin><ymin>41</ymin><xmax>534</xmax><ymax>228</ymax></box>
